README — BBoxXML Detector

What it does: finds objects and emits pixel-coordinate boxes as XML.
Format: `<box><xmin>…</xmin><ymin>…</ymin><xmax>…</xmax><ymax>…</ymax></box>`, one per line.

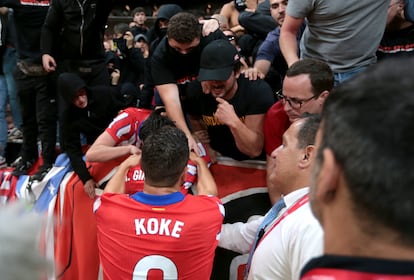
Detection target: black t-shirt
<box><xmin>151</xmin><ymin>27</ymin><xmax>226</xmax><ymax>91</ymax></box>
<box><xmin>185</xmin><ymin>76</ymin><xmax>275</xmax><ymax>161</ymax></box>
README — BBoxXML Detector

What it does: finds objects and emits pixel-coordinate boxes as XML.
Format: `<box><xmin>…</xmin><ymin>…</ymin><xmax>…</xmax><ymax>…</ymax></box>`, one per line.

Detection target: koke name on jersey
<box><xmin>134</xmin><ymin>218</ymin><xmax>184</xmax><ymax>238</ymax></box>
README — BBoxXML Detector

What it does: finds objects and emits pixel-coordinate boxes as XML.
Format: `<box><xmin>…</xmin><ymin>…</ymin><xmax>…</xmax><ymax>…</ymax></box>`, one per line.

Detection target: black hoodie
<box><xmin>149</xmin><ymin>4</ymin><xmax>183</xmax><ymax>53</ymax></box>
<box><xmin>59</xmin><ymin>73</ymin><xmax>123</xmax><ymax>183</ymax></box>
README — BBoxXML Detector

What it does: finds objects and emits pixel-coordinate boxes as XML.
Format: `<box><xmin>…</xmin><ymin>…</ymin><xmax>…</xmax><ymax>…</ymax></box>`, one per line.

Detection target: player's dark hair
<box><xmin>139</xmin><ymin>108</ymin><xmax>175</xmax><ymax>141</ymax></box>
<box><xmin>141</xmin><ymin>126</ymin><xmax>189</xmax><ymax>187</ymax></box>
<box><xmin>167</xmin><ymin>12</ymin><xmax>201</xmax><ymax>43</ymax></box>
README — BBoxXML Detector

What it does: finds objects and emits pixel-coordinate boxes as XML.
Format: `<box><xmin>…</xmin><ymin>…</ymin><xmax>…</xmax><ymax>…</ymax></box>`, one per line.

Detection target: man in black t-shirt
<box><xmin>151</xmin><ymin>12</ymin><xmax>225</xmax><ymax>154</ymax></box>
<box><xmin>185</xmin><ymin>39</ymin><xmax>274</xmax><ymax>161</ymax></box>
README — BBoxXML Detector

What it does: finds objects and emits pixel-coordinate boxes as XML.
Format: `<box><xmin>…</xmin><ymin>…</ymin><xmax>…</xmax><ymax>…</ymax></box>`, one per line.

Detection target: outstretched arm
<box><xmin>86</xmin><ymin>131</ymin><xmax>140</xmax><ymax>162</ymax></box>
<box><xmin>280</xmin><ymin>15</ymin><xmax>304</xmax><ymax>67</ymax></box>
<box><xmin>243</xmin><ymin>60</ymin><xmax>270</xmax><ymax>80</ymax></box>
<box><xmin>157</xmin><ymin>83</ymin><xmax>201</xmax><ymax>155</ymax></box>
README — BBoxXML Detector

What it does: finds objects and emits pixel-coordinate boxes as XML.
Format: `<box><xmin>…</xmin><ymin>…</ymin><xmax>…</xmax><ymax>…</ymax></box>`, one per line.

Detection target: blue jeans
<box><xmin>3</xmin><ymin>47</ymin><xmax>22</xmax><ymax>129</ymax></box>
<box><xmin>334</xmin><ymin>66</ymin><xmax>368</xmax><ymax>87</ymax></box>
<box><xmin>0</xmin><ymin>75</ymin><xmax>8</xmax><ymax>156</ymax></box>
<box><xmin>405</xmin><ymin>0</ymin><xmax>414</xmax><ymax>22</ymax></box>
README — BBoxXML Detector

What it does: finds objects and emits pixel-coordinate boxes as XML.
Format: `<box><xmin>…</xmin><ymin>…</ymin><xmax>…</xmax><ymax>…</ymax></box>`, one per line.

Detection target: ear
<box><xmin>313</xmin><ymin>90</ymin><xmax>329</xmax><ymax>109</ymax></box>
<box><xmin>319</xmin><ymin>90</ymin><xmax>329</xmax><ymax>100</ymax></box>
<box><xmin>298</xmin><ymin>145</ymin><xmax>315</xmax><ymax>169</ymax></box>
<box><xmin>315</xmin><ymin>148</ymin><xmax>341</xmax><ymax>204</ymax></box>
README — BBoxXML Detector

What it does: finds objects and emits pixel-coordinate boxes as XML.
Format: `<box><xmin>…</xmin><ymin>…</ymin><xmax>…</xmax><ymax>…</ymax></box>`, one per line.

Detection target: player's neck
<box><xmin>143</xmin><ymin>183</ymin><xmax>181</xmax><ymax>195</ymax></box>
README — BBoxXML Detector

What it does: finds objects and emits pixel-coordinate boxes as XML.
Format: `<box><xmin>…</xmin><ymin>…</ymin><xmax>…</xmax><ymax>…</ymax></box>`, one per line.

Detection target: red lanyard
<box><xmin>302</xmin><ymin>268</ymin><xmax>414</xmax><ymax>280</ymax></box>
<box><xmin>257</xmin><ymin>194</ymin><xmax>309</xmax><ymax>247</ymax></box>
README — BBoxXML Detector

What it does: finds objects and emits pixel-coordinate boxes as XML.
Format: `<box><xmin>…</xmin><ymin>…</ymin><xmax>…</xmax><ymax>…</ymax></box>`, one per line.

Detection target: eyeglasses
<box><xmin>276</xmin><ymin>89</ymin><xmax>317</xmax><ymax>109</ymax></box>
<box><xmin>226</xmin><ymin>35</ymin><xmax>235</xmax><ymax>41</ymax></box>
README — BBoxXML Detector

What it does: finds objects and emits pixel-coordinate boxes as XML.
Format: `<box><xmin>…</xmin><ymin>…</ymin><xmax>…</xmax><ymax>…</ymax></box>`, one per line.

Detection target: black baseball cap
<box><xmin>198</xmin><ymin>39</ymin><xmax>240</xmax><ymax>82</ymax></box>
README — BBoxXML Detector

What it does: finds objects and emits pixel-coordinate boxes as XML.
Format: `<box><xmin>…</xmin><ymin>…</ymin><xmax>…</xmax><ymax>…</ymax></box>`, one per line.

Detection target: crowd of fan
<box><xmin>0</xmin><ymin>0</ymin><xmax>414</xmax><ymax>279</ymax></box>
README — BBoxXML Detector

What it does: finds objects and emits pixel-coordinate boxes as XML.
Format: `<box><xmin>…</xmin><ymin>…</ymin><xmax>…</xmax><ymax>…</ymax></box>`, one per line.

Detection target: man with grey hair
<box><xmin>219</xmin><ymin>114</ymin><xmax>323</xmax><ymax>280</ymax></box>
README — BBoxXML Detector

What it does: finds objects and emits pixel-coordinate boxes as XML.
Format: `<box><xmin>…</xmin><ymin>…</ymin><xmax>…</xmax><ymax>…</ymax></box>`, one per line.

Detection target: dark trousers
<box><xmin>14</xmin><ymin>68</ymin><xmax>57</xmax><ymax>165</ymax></box>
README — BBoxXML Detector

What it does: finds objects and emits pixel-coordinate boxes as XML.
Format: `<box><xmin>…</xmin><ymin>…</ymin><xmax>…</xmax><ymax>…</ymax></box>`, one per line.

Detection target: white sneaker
<box><xmin>8</xmin><ymin>127</ymin><xmax>23</xmax><ymax>141</ymax></box>
<box><xmin>0</xmin><ymin>156</ymin><xmax>6</xmax><ymax>168</ymax></box>
<box><xmin>10</xmin><ymin>156</ymin><xmax>22</xmax><ymax>167</ymax></box>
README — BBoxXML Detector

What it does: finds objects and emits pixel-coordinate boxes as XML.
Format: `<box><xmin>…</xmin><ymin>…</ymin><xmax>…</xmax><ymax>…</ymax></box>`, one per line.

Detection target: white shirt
<box><xmin>219</xmin><ymin>215</ymin><xmax>264</xmax><ymax>254</ymax></box>
<box><xmin>247</xmin><ymin>187</ymin><xmax>323</xmax><ymax>280</ymax></box>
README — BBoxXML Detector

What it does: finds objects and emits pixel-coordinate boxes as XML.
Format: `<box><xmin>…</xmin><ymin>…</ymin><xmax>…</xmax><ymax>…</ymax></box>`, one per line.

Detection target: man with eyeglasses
<box><xmin>243</xmin><ymin>0</ymin><xmax>305</xmax><ymax>92</ymax></box>
<box><xmin>264</xmin><ymin>58</ymin><xmax>333</xmax><ymax>162</ymax></box>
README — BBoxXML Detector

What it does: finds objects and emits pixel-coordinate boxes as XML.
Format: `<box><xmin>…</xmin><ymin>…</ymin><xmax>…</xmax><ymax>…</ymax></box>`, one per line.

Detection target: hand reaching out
<box><xmin>200</xmin><ymin>18</ymin><xmax>220</xmax><ymax>36</ymax></box>
<box><xmin>193</xmin><ymin>130</ymin><xmax>210</xmax><ymax>145</ymax></box>
<box><xmin>183</xmin><ymin>133</ymin><xmax>202</xmax><ymax>156</ymax></box>
<box><xmin>243</xmin><ymin>67</ymin><xmax>265</xmax><ymax>80</ymax></box>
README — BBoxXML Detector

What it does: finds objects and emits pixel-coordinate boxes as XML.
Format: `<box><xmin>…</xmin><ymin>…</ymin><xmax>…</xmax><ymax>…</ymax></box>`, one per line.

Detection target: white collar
<box><xmin>282</xmin><ymin>187</ymin><xmax>309</xmax><ymax>208</ymax></box>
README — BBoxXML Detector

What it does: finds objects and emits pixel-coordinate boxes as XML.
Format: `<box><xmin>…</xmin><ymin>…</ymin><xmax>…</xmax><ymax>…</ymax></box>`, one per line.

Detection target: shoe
<box><xmin>0</xmin><ymin>156</ymin><xmax>6</xmax><ymax>168</ymax></box>
<box><xmin>10</xmin><ymin>156</ymin><xmax>22</xmax><ymax>168</ymax></box>
<box><xmin>8</xmin><ymin>127</ymin><xmax>23</xmax><ymax>141</ymax></box>
<box><xmin>11</xmin><ymin>158</ymin><xmax>35</xmax><ymax>177</ymax></box>
<box><xmin>31</xmin><ymin>164</ymin><xmax>53</xmax><ymax>181</ymax></box>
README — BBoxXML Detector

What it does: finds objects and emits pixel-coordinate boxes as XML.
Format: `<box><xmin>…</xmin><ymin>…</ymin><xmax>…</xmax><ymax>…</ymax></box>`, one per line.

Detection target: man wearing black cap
<box><xmin>185</xmin><ymin>39</ymin><xmax>274</xmax><ymax>161</ymax></box>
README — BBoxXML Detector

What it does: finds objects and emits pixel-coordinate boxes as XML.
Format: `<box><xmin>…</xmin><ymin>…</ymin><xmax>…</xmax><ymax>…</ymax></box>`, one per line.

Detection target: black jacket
<box><xmin>41</xmin><ymin>0</ymin><xmax>118</xmax><ymax>60</ymax></box>
<box><xmin>0</xmin><ymin>0</ymin><xmax>49</xmax><ymax>63</ymax></box>
<box><xmin>59</xmin><ymin>73</ymin><xmax>123</xmax><ymax>183</ymax></box>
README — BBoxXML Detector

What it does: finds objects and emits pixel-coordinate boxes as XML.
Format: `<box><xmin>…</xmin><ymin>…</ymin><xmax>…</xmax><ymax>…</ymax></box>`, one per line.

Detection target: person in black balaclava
<box><xmin>147</xmin><ymin>4</ymin><xmax>183</xmax><ymax>53</ymax></box>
